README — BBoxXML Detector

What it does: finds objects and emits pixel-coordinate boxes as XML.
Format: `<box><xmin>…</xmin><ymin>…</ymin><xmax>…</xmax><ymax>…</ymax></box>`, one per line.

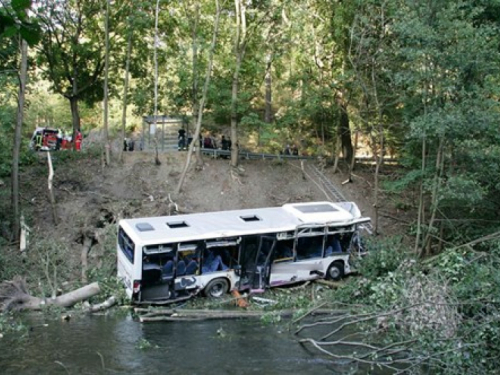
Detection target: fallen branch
<box><xmin>135</xmin><ymin>307</ymin><xmax>345</xmax><ymax>322</ymax></box>
<box><xmin>84</xmin><ymin>296</ymin><xmax>117</xmax><ymax>313</ymax></box>
<box><xmin>292</xmin><ymin>302</ymin><xmax>327</xmax><ymax>325</ymax></box>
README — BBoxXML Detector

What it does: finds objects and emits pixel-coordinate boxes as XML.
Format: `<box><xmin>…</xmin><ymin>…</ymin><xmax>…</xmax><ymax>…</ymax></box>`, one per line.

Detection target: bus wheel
<box><xmin>204</xmin><ymin>278</ymin><xmax>229</xmax><ymax>298</ymax></box>
<box><xmin>326</xmin><ymin>261</ymin><xmax>344</xmax><ymax>281</ymax></box>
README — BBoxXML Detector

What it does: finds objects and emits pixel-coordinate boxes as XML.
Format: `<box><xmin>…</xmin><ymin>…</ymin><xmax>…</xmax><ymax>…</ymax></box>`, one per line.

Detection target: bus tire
<box><xmin>203</xmin><ymin>278</ymin><xmax>229</xmax><ymax>298</ymax></box>
<box><xmin>326</xmin><ymin>261</ymin><xmax>344</xmax><ymax>281</ymax></box>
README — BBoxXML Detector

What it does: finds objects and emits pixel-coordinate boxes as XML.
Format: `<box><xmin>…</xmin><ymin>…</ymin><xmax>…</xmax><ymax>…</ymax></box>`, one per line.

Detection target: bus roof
<box><xmin>119</xmin><ymin>201</ymin><xmax>366</xmax><ymax>245</ymax></box>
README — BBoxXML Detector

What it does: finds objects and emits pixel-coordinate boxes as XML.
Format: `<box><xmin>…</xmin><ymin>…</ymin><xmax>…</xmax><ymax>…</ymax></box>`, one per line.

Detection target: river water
<box><xmin>0</xmin><ymin>313</ymin><xmax>365</xmax><ymax>375</ymax></box>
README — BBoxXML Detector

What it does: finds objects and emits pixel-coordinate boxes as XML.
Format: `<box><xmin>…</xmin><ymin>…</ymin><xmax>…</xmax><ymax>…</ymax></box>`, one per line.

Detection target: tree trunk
<box><xmin>230</xmin><ymin>52</ymin><xmax>242</xmax><ymax>168</ymax></box>
<box><xmin>176</xmin><ymin>0</ymin><xmax>221</xmax><ymax>194</ymax></box>
<box><xmin>332</xmin><ymin>132</ymin><xmax>341</xmax><ymax>174</ymax></box>
<box><xmin>190</xmin><ymin>3</ymin><xmax>202</xmax><ymax>168</ymax></box>
<box><xmin>0</xmin><ymin>278</ymin><xmax>101</xmax><ymax>312</ymax></box>
<box><xmin>414</xmin><ymin>138</ymin><xmax>427</xmax><ymax>254</ymax></box>
<box><xmin>262</xmin><ymin>54</ymin><xmax>273</xmax><ymax>146</ymax></box>
<box><xmin>84</xmin><ymin>296</ymin><xmax>116</xmax><ymax>312</ymax></box>
<box><xmin>339</xmin><ymin>104</ymin><xmax>353</xmax><ymax>163</ymax></box>
<box><xmin>349</xmin><ymin>129</ymin><xmax>359</xmax><ymax>178</ymax></box>
<box><xmin>152</xmin><ymin>0</ymin><xmax>161</xmax><ymax>163</ymax></box>
<box><xmin>69</xmin><ymin>96</ymin><xmax>81</xmax><ymax>150</ymax></box>
<box><xmin>47</xmin><ymin>152</ymin><xmax>58</xmax><ymax>225</ymax></box>
<box><xmin>372</xmin><ymin>124</ymin><xmax>384</xmax><ymax>235</ymax></box>
<box><xmin>11</xmin><ymin>38</ymin><xmax>28</xmax><ymax>242</ymax></box>
<box><xmin>119</xmin><ymin>29</ymin><xmax>133</xmax><ymax>163</ymax></box>
<box><xmin>230</xmin><ymin>0</ymin><xmax>246</xmax><ymax>168</ymax></box>
<box><xmin>102</xmin><ymin>0</ymin><xmax>111</xmax><ymax>166</ymax></box>
<box><xmin>422</xmin><ymin>135</ymin><xmax>445</xmax><ymax>257</ymax></box>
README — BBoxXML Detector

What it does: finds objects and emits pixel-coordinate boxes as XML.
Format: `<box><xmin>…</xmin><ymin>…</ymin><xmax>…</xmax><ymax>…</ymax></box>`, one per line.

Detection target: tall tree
<box><xmin>36</xmin><ymin>0</ymin><xmax>105</xmax><ymax>146</ymax></box>
<box><xmin>2</xmin><ymin>0</ymin><xmax>40</xmax><ymax>242</ymax></box>
<box><xmin>389</xmin><ymin>0</ymin><xmax>500</xmax><ymax>253</ymax></box>
<box><xmin>176</xmin><ymin>0</ymin><xmax>222</xmax><ymax>194</ymax></box>
<box><xmin>102</xmin><ymin>0</ymin><xmax>111</xmax><ymax>165</ymax></box>
<box><xmin>229</xmin><ymin>0</ymin><xmax>247</xmax><ymax>167</ymax></box>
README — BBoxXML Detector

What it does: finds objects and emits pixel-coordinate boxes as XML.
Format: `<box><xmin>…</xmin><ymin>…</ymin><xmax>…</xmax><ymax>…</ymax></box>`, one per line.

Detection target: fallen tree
<box><xmin>134</xmin><ymin>307</ymin><xmax>347</xmax><ymax>323</ymax></box>
<box><xmin>0</xmin><ymin>276</ymin><xmax>101</xmax><ymax>312</ymax></box>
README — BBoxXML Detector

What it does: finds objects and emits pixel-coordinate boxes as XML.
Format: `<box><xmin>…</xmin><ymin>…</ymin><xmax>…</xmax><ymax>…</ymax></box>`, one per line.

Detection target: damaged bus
<box><xmin>117</xmin><ymin>201</ymin><xmax>370</xmax><ymax>303</ymax></box>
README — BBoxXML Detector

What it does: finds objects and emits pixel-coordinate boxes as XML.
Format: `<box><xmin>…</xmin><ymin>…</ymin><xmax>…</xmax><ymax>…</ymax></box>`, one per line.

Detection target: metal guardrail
<box><xmin>140</xmin><ymin>143</ymin><xmax>398</xmax><ymax>167</ymax></box>
<box><xmin>200</xmin><ymin>148</ymin><xmax>313</xmax><ymax>160</ymax></box>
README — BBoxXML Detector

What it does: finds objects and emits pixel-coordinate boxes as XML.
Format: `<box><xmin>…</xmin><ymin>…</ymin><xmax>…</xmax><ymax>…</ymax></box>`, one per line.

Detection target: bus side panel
<box><xmin>269</xmin><ymin>255</ymin><xmax>350</xmax><ymax>287</ymax></box>
<box><xmin>269</xmin><ymin>259</ymin><xmax>326</xmax><ymax>286</ymax></box>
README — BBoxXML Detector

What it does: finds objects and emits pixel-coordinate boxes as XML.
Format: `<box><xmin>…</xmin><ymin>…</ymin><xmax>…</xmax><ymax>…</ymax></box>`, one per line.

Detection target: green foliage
<box><xmin>260</xmin><ymin>311</ymin><xmax>282</xmax><ymax>324</ymax></box>
<box><xmin>0</xmin><ymin>313</ymin><xmax>28</xmax><ymax>337</ymax></box>
<box><xmin>135</xmin><ymin>338</ymin><xmax>158</xmax><ymax>350</ymax></box>
<box><xmin>355</xmin><ymin>236</ymin><xmax>408</xmax><ymax>279</ymax></box>
<box><xmin>331</xmin><ymin>235</ymin><xmax>500</xmax><ymax>374</ymax></box>
<box><xmin>0</xmin><ymin>0</ymin><xmax>41</xmax><ymax>46</ymax></box>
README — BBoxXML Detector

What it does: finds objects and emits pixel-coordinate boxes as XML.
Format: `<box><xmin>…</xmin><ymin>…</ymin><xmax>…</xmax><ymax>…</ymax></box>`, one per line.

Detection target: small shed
<box><xmin>141</xmin><ymin>115</ymin><xmax>187</xmax><ymax>151</ymax></box>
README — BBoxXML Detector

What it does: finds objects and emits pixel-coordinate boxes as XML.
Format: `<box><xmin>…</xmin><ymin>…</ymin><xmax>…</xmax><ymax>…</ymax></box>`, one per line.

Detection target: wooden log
<box><xmin>1</xmin><ymin>279</ymin><xmax>101</xmax><ymax>311</ymax></box>
<box><xmin>84</xmin><ymin>296</ymin><xmax>117</xmax><ymax>313</ymax></box>
<box><xmin>46</xmin><ymin>282</ymin><xmax>101</xmax><ymax>308</ymax></box>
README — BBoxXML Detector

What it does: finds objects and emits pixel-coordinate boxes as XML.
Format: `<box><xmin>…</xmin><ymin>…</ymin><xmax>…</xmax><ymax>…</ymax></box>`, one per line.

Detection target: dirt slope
<box><xmin>19</xmin><ymin>151</ymin><xmax>396</xmax><ymax>240</ymax></box>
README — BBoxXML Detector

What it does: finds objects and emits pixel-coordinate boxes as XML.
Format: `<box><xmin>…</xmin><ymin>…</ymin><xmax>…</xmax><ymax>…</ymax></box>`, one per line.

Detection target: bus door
<box><xmin>253</xmin><ymin>236</ymin><xmax>276</xmax><ymax>290</ymax></box>
<box><xmin>239</xmin><ymin>236</ymin><xmax>275</xmax><ymax>291</ymax></box>
<box><xmin>238</xmin><ymin>236</ymin><xmax>274</xmax><ymax>290</ymax></box>
<box><xmin>141</xmin><ymin>244</ymin><xmax>176</xmax><ymax>301</ymax></box>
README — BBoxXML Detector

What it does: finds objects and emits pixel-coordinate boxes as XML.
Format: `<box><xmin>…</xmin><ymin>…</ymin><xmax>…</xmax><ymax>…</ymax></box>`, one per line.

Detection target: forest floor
<box><xmin>1</xmin><ymin>149</ymin><xmax>414</xmax><ymax>289</ymax></box>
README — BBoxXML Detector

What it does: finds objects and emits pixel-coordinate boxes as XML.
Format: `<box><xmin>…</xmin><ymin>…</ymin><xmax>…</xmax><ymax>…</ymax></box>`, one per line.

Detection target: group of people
<box><xmin>177</xmin><ymin>128</ymin><xmax>234</xmax><ymax>156</ymax></box>
<box><xmin>282</xmin><ymin>144</ymin><xmax>299</xmax><ymax>156</ymax></box>
<box><xmin>123</xmin><ymin>138</ymin><xmax>136</xmax><ymax>151</ymax></box>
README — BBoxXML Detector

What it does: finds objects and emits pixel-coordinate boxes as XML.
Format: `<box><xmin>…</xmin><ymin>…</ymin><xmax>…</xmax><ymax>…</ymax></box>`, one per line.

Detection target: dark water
<box><xmin>0</xmin><ymin>313</ymin><xmax>359</xmax><ymax>375</ymax></box>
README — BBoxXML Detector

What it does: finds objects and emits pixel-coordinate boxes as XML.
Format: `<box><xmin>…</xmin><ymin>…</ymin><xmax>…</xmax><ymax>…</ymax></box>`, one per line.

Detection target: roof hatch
<box><xmin>136</xmin><ymin>222</ymin><xmax>154</xmax><ymax>232</ymax></box>
<box><xmin>166</xmin><ymin>221</ymin><xmax>189</xmax><ymax>229</ymax></box>
<box><xmin>240</xmin><ymin>215</ymin><xmax>262</xmax><ymax>222</ymax></box>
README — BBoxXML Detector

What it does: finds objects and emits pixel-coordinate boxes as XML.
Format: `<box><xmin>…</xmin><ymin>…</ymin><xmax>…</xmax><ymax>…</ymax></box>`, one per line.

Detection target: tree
<box><xmin>176</xmin><ymin>0</ymin><xmax>222</xmax><ymax>194</ymax></box>
<box><xmin>1</xmin><ymin>0</ymin><xmax>40</xmax><ymax>242</ymax></box>
<box><xmin>35</xmin><ymin>0</ymin><xmax>105</xmax><ymax>146</ymax></box>
<box><xmin>102</xmin><ymin>0</ymin><xmax>111</xmax><ymax>165</ymax></box>
<box><xmin>388</xmin><ymin>0</ymin><xmax>500</xmax><ymax>253</ymax></box>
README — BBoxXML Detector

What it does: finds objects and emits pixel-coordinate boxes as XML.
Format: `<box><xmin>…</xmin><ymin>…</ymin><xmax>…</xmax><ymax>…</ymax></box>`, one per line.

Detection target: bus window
<box><xmin>118</xmin><ymin>227</ymin><xmax>135</xmax><ymax>263</ymax></box>
<box><xmin>325</xmin><ymin>234</ymin><xmax>342</xmax><ymax>255</ymax></box>
<box><xmin>296</xmin><ymin>235</ymin><xmax>324</xmax><ymax>260</ymax></box>
<box><xmin>205</xmin><ymin>238</ymin><xmax>239</xmax><ymax>270</ymax></box>
<box><xmin>273</xmin><ymin>239</ymin><xmax>294</xmax><ymax>263</ymax></box>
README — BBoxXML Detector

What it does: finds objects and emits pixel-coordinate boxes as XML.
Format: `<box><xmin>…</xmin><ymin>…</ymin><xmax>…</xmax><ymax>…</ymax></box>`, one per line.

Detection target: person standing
<box><xmin>178</xmin><ymin>128</ymin><xmax>186</xmax><ymax>150</ymax></box>
<box><xmin>56</xmin><ymin>129</ymin><xmax>63</xmax><ymax>150</ymax></box>
<box><xmin>75</xmin><ymin>130</ymin><xmax>83</xmax><ymax>151</ymax></box>
<box><xmin>35</xmin><ymin>131</ymin><xmax>43</xmax><ymax>151</ymax></box>
<box><xmin>128</xmin><ymin>138</ymin><xmax>135</xmax><ymax>151</ymax></box>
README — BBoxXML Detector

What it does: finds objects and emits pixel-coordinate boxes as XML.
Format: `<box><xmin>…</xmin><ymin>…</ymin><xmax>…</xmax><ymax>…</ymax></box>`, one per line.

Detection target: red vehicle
<box><xmin>30</xmin><ymin>127</ymin><xmax>80</xmax><ymax>151</ymax></box>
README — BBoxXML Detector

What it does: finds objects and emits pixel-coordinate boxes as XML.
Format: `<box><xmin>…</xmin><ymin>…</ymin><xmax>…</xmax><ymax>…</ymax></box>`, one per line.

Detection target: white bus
<box><xmin>117</xmin><ymin>201</ymin><xmax>370</xmax><ymax>303</ymax></box>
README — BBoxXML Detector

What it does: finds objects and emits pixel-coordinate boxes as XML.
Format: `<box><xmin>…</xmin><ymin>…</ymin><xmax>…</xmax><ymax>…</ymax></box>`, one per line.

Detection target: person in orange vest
<box><xmin>75</xmin><ymin>130</ymin><xmax>83</xmax><ymax>151</ymax></box>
